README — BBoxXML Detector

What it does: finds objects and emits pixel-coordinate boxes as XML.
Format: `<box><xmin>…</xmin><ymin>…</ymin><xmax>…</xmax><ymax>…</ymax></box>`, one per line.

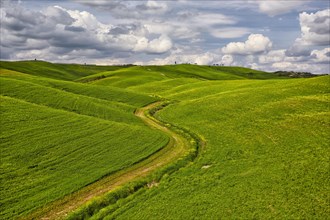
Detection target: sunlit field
<box><xmin>0</xmin><ymin>61</ymin><xmax>328</xmax><ymax>219</ymax></box>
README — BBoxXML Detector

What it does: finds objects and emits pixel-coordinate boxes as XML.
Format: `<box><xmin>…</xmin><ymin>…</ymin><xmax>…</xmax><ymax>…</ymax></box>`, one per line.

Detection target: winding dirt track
<box><xmin>25</xmin><ymin>101</ymin><xmax>191</xmax><ymax>220</ymax></box>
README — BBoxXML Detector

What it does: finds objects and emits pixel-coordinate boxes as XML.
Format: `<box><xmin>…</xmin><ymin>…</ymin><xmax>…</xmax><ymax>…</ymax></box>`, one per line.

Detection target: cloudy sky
<box><xmin>1</xmin><ymin>0</ymin><xmax>329</xmax><ymax>73</ymax></box>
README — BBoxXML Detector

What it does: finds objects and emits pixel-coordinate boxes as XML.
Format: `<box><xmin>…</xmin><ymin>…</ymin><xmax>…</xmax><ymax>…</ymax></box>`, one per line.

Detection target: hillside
<box><xmin>0</xmin><ymin>61</ymin><xmax>329</xmax><ymax>219</ymax></box>
<box><xmin>111</xmin><ymin>76</ymin><xmax>329</xmax><ymax>219</ymax></box>
<box><xmin>0</xmin><ymin>60</ymin><xmax>127</xmax><ymax>81</ymax></box>
<box><xmin>0</xmin><ymin>63</ymin><xmax>168</xmax><ymax>219</ymax></box>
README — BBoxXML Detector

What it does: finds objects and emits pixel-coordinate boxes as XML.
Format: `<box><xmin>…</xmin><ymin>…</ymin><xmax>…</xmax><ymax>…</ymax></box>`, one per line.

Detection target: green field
<box><xmin>110</xmin><ymin>77</ymin><xmax>329</xmax><ymax>219</ymax></box>
<box><xmin>0</xmin><ymin>61</ymin><xmax>329</xmax><ymax>219</ymax></box>
<box><xmin>0</xmin><ymin>63</ymin><xmax>168</xmax><ymax>219</ymax></box>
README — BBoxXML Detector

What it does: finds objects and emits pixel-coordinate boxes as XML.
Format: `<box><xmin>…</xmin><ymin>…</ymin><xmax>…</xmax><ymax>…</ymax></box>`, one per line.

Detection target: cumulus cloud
<box><xmin>257</xmin><ymin>49</ymin><xmax>330</xmax><ymax>74</ymax></box>
<box><xmin>0</xmin><ymin>1</ymin><xmax>173</xmax><ymax>61</ymax></box>
<box><xmin>299</xmin><ymin>9</ymin><xmax>330</xmax><ymax>46</ymax></box>
<box><xmin>147</xmin><ymin>35</ymin><xmax>172</xmax><ymax>54</ymax></box>
<box><xmin>257</xmin><ymin>47</ymin><xmax>330</xmax><ymax>74</ymax></box>
<box><xmin>222</xmin><ymin>34</ymin><xmax>272</xmax><ymax>55</ymax></box>
<box><xmin>286</xmin><ymin>9</ymin><xmax>330</xmax><ymax>57</ymax></box>
<box><xmin>221</xmin><ymin>55</ymin><xmax>234</xmax><ymax>66</ymax></box>
<box><xmin>134</xmin><ymin>35</ymin><xmax>172</xmax><ymax>54</ymax></box>
<box><xmin>259</xmin><ymin>50</ymin><xmax>286</xmax><ymax>64</ymax></box>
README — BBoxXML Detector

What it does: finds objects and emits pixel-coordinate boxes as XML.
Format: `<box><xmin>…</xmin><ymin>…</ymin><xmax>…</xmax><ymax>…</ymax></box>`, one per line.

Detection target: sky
<box><xmin>0</xmin><ymin>0</ymin><xmax>329</xmax><ymax>74</ymax></box>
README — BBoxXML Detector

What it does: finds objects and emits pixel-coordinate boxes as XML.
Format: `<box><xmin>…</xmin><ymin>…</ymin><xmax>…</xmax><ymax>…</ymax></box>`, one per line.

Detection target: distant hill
<box><xmin>0</xmin><ymin>60</ymin><xmax>127</xmax><ymax>80</ymax></box>
<box><xmin>273</xmin><ymin>70</ymin><xmax>318</xmax><ymax>78</ymax></box>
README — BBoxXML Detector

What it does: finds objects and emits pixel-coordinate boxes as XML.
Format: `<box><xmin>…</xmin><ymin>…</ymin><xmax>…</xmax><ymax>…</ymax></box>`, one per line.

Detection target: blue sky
<box><xmin>1</xmin><ymin>0</ymin><xmax>329</xmax><ymax>73</ymax></box>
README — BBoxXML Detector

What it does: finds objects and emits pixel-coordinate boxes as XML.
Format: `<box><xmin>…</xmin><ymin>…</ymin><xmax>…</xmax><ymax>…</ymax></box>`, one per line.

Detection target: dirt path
<box><xmin>25</xmin><ymin>101</ymin><xmax>191</xmax><ymax>220</ymax></box>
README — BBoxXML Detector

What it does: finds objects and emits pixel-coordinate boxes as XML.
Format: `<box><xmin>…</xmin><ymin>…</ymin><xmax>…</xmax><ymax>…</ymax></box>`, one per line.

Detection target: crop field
<box><xmin>0</xmin><ymin>61</ymin><xmax>329</xmax><ymax>219</ymax></box>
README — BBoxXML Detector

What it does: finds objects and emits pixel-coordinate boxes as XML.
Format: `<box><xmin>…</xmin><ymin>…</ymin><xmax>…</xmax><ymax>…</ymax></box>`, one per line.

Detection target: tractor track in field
<box><xmin>24</xmin><ymin>101</ymin><xmax>202</xmax><ymax>220</ymax></box>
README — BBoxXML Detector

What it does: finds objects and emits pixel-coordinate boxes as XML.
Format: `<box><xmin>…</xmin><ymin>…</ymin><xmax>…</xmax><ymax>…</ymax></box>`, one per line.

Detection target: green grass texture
<box><xmin>0</xmin><ymin>64</ymin><xmax>168</xmax><ymax>219</ymax></box>
<box><xmin>0</xmin><ymin>60</ymin><xmax>328</xmax><ymax>219</ymax></box>
<box><xmin>104</xmin><ymin>76</ymin><xmax>330</xmax><ymax>219</ymax></box>
<box><xmin>0</xmin><ymin>60</ymin><xmax>126</xmax><ymax>81</ymax></box>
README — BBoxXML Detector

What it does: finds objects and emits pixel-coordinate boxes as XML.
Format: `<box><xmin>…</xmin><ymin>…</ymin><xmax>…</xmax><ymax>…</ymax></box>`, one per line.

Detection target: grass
<box><xmin>64</xmin><ymin>101</ymin><xmax>200</xmax><ymax>220</ymax></box>
<box><xmin>77</xmin><ymin>64</ymin><xmax>287</xmax><ymax>89</ymax></box>
<box><xmin>0</xmin><ymin>61</ymin><xmax>328</xmax><ymax>219</ymax></box>
<box><xmin>104</xmin><ymin>76</ymin><xmax>329</xmax><ymax>219</ymax></box>
<box><xmin>0</xmin><ymin>65</ymin><xmax>169</xmax><ymax>219</ymax></box>
<box><xmin>0</xmin><ymin>60</ymin><xmax>126</xmax><ymax>81</ymax></box>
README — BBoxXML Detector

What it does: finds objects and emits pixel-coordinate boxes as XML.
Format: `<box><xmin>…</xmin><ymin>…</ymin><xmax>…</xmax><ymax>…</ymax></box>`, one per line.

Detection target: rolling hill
<box><xmin>0</xmin><ymin>61</ymin><xmax>328</xmax><ymax>219</ymax></box>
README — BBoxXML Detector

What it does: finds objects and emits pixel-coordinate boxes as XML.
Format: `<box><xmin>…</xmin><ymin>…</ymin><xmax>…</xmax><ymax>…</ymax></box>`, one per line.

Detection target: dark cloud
<box><xmin>48</xmin><ymin>34</ymin><xmax>98</xmax><ymax>49</ymax></box>
<box><xmin>0</xmin><ymin>46</ymin><xmax>12</xmax><ymax>59</ymax></box>
<box><xmin>0</xmin><ymin>1</ymin><xmax>173</xmax><ymax>62</ymax></box>
<box><xmin>285</xmin><ymin>44</ymin><xmax>311</xmax><ymax>57</ymax></box>
<box><xmin>64</xmin><ymin>25</ymin><xmax>85</xmax><ymax>32</ymax></box>
<box><xmin>310</xmin><ymin>25</ymin><xmax>330</xmax><ymax>35</ymax></box>
<box><xmin>109</xmin><ymin>27</ymin><xmax>129</xmax><ymax>35</ymax></box>
<box><xmin>2</xmin><ymin>6</ymin><xmax>43</xmax><ymax>31</ymax></box>
<box><xmin>108</xmin><ymin>24</ymin><xmax>140</xmax><ymax>35</ymax></box>
<box><xmin>46</xmin><ymin>6</ymin><xmax>75</xmax><ymax>25</ymax></box>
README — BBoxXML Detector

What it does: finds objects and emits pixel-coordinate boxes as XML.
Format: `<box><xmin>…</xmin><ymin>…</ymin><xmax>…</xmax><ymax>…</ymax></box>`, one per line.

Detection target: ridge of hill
<box><xmin>0</xmin><ymin>60</ymin><xmax>127</xmax><ymax>81</ymax></box>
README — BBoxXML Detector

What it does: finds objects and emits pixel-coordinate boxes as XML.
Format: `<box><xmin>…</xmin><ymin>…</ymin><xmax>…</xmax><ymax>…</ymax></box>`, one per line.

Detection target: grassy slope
<box><xmin>0</xmin><ymin>66</ymin><xmax>169</xmax><ymax>219</ymax></box>
<box><xmin>0</xmin><ymin>96</ymin><xmax>168</xmax><ymax>218</ymax></box>
<box><xmin>99</xmin><ymin>75</ymin><xmax>329</xmax><ymax>219</ymax></box>
<box><xmin>78</xmin><ymin>64</ymin><xmax>285</xmax><ymax>89</ymax></box>
<box><xmin>0</xmin><ymin>60</ymin><xmax>126</xmax><ymax>81</ymax></box>
<box><xmin>0</xmin><ymin>61</ymin><xmax>328</xmax><ymax>219</ymax></box>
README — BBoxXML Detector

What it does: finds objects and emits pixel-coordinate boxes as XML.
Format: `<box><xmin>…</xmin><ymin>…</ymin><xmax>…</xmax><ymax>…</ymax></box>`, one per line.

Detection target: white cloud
<box><xmin>194</xmin><ymin>52</ymin><xmax>217</xmax><ymax>65</ymax></box>
<box><xmin>286</xmin><ymin>9</ymin><xmax>330</xmax><ymax>57</ymax></box>
<box><xmin>256</xmin><ymin>47</ymin><xmax>330</xmax><ymax>74</ymax></box>
<box><xmin>222</xmin><ymin>34</ymin><xmax>272</xmax><ymax>55</ymax></box>
<box><xmin>247</xmin><ymin>58</ymin><xmax>329</xmax><ymax>74</ymax></box>
<box><xmin>65</xmin><ymin>7</ymin><xmax>102</xmax><ymax>30</ymax></box>
<box><xmin>221</xmin><ymin>55</ymin><xmax>234</xmax><ymax>66</ymax></box>
<box><xmin>311</xmin><ymin>48</ymin><xmax>330</xmax><ymax>63</ymax></box>
<box><xmin>259</xmin><ymin>50</ymin><xmax>286</xmax><ymax>64</ymax></box>
<box><xmin>209</xmin><ymin>27</ymin><xmax>250</xmax><ymax>39</ymax></box>
<box><xmin>272</xmin><ymin>62</ymin><xmax>312</xmax><ymax>72</ymax></box>
<box><xmin>136</xmin><ymin>1</ymin><xmax>168</xmax><ymax>15</ymax></box>
<box><xmin>144</xmin><ymin>21</ymin><xmax>199</xmax><ymax>40</ymax></box>
<box><xmin>191</xmin><ymin>13</ymin><xmax>237</xmax><ymax>26</ymax></box>
<box><xmin>145</xmin><ymin>49</ymin><xmax>221</xmax><ymax>65</ymax></box>
<box><xmin>73</xmin><ymin>0</ymin><xmax>168</xmax><ymax>19</ymax></box>
<box><xmin>299</xmin><ymin>9</ymin><xmax>330</xmax><ymax>46</ymax></box>
<box><xmin>256</xmin><ymin>0</ymin><xmax>309</xmax><ymax>16</ymax></box>
<box><xmin>145</xmin><ymin>35</ymin><xmax>173</xmax><ymax>54</ymax></box>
